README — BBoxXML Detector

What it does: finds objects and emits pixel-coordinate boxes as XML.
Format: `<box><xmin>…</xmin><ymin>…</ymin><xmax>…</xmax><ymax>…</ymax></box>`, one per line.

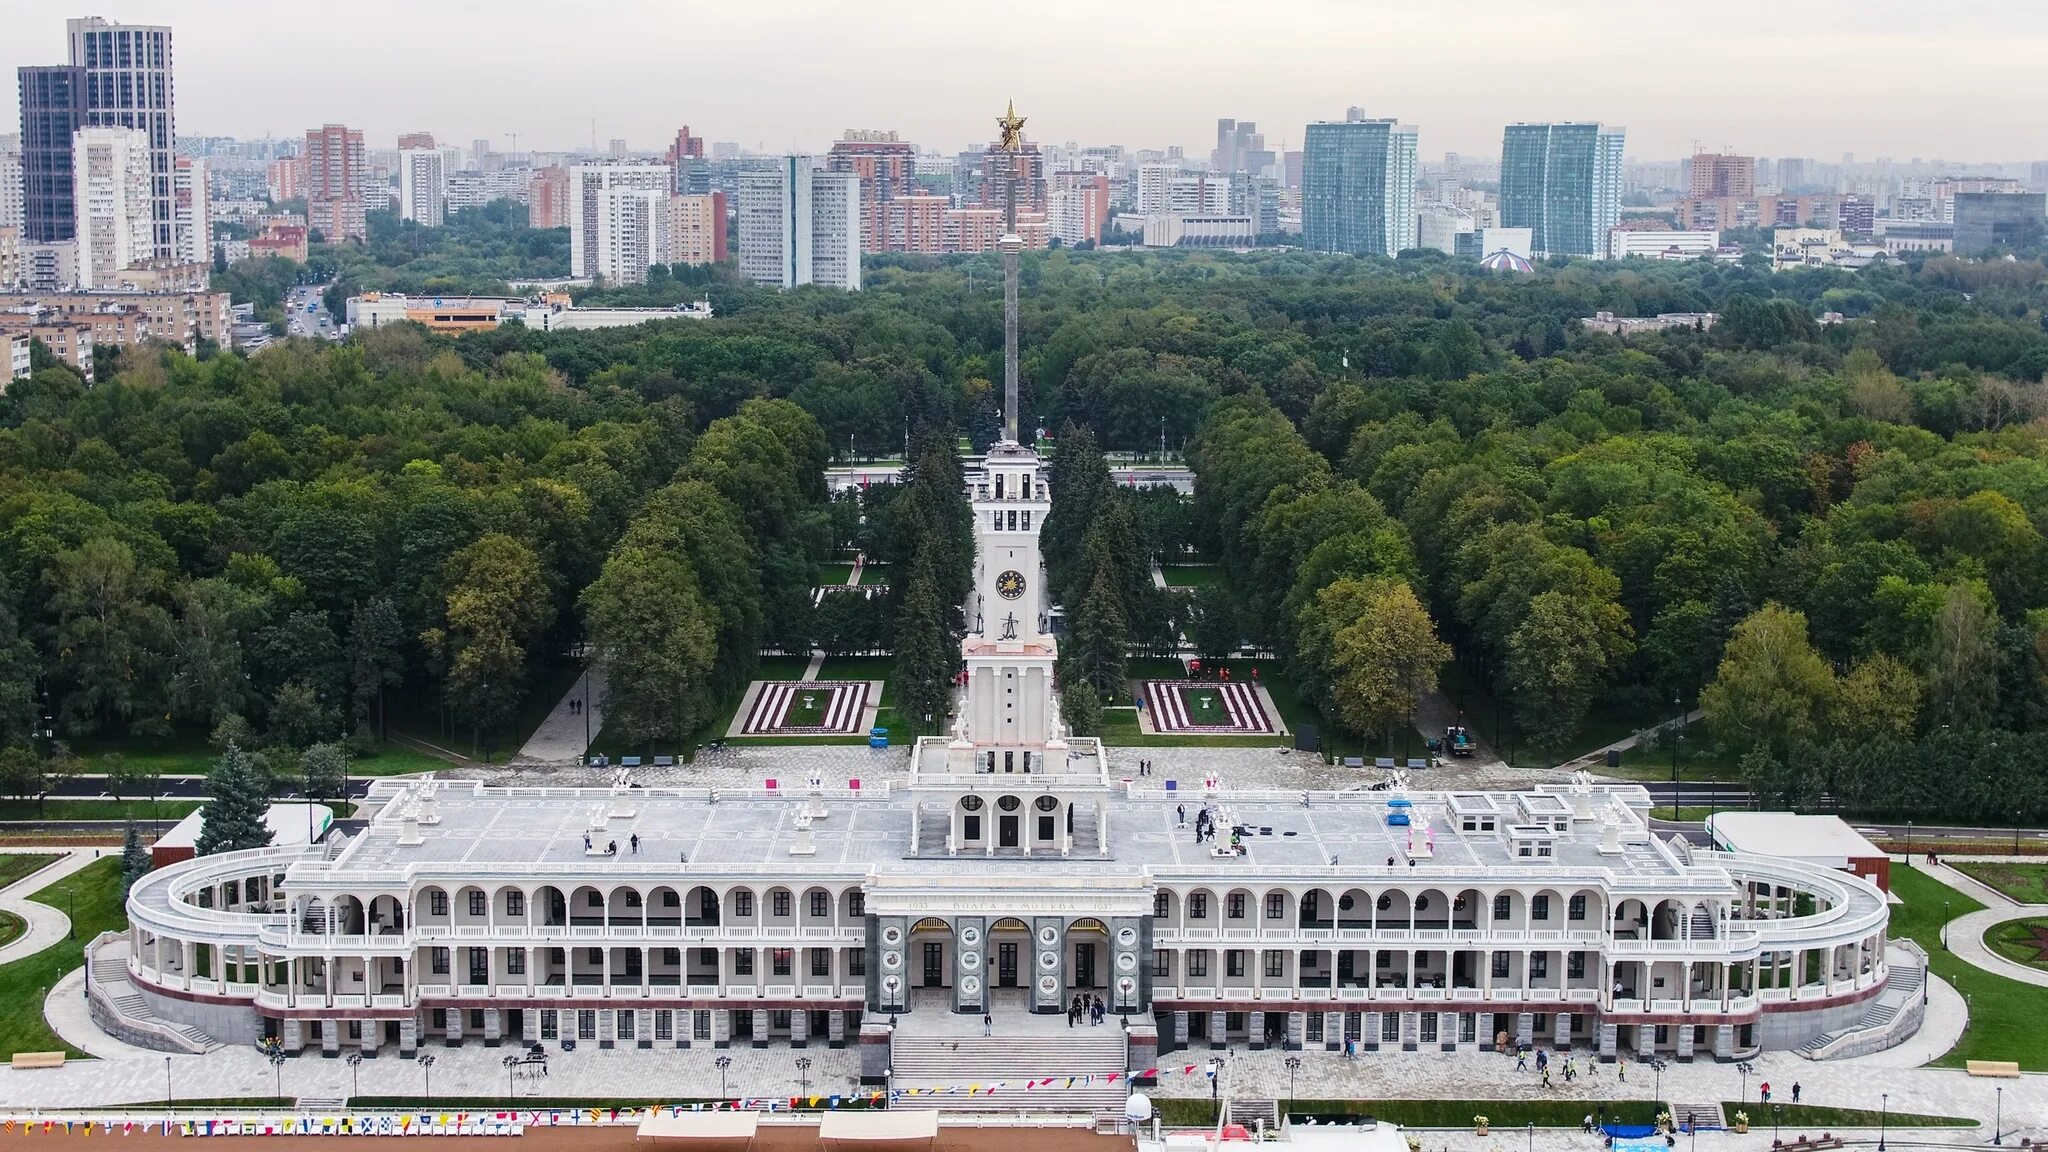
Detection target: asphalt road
<box><xmin>44</xmin><ymin>774</ymin><xmax>374</xmax><ymax>800</ymax></box>
<box><xmin>284</xmin><ymin>282</ymin><xmax>339</xmax><ymax>340</ymax></box>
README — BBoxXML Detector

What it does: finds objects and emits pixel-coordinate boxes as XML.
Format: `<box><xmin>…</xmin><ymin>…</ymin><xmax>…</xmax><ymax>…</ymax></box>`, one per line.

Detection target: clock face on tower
<box><xmin>996</xmin><ymin>570</ymin><xmax>1027</xmax><ymax>600</ymax></box>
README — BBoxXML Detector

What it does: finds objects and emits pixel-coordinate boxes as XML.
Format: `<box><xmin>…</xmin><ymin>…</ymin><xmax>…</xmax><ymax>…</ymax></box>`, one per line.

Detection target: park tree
<box><xmin>0</xmin><ymin>580</ymin><xmax>38</xmax><ymax>748</ymax></box>
<box><xmin>120</xmin><ymin>821</ymin><xmax>150</xmax><ymax>897</ymax></box>
<box><xmin>1506</xmin><ymin>590</ymin><xmax>1633</xmax><ymax>750</ymax></box>
<box><xmin>267</xmin><ymin>681</ymin><xmax>336</xmax><ymax>749</ymax></box>
<box><xmin>1305</xmin><ymin>577</ymin><xmax>1450</xmax><ymax>746</ymax></box>
<box><xmin>1700</xmin><ymin>604</ymin><xmax>1836</xmax><ymax>757</ymax></box>
<box><xmin>1063</xmin><ymin>566</ymin><xmax>1132</xmax><ymax>700</ymax></box>
<box><xmin>1834</xmin><ymin>655</ymin><xmax>1921</xmax><ymax>741</ymax></box>
<box><xmin>299</xmin><ymin>741</ymin><xmax>348</xmax><ymax>806</ymax></box>
<box><xmin>1059</xmin><ymin>676</ymin><xmax>1102</xmax><ymax>737</ymax></box>
<box><xmin>437</xmin><ymin>533</ymin><xmax>555</xmax><ymax>755</ymax></box>
<box><xmin>194</xmin><ymin>742</ymin><xmax>273</xmax><ymax>856</ymax></box>
<box><xmin>166</xmin><ymin>579</ymin><xmax>255</xmax><ymax>729</ymax></box>
<box><xmin>347</xmin><ymin>596</ymin><xmax>408</xmax><ymax>737</ymax></box>
<box><xmin>892</xmin><ymin>563</ymin><xmax>953</xmax><ymax>738</ymax></box>
<box><xmin>581</xmin><ymin>545</ymin><xmax>719</xmax><ymax>748</ymax></box>
<box><xmin>47</xmin><ymin>536</ymin><xmax>173</xmax><ymax>735</ymax></box>
<box><xmin>1921</xmin><ymin>582</ymin><xmax>2001</xmax><ymax>730</ymax></box>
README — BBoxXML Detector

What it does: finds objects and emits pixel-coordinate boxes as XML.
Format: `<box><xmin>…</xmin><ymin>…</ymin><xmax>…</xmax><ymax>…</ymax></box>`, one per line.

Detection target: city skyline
<box><xmin>3</xmin><ymin>0</ymin><xmax>2046</xmax><ymax>163</ymax></box>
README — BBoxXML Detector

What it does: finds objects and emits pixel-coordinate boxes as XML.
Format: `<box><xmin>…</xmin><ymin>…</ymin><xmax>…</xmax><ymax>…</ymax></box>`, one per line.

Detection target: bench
<box><xmin>1967</xmin><ymin>1059</ymin><xmax>2022</xmax><ymax>1078</ymax></box>
<box><xmin>11</xmin><ymin>1051</ymin><xmax>64</xmax><ymax>1069</ymax></box>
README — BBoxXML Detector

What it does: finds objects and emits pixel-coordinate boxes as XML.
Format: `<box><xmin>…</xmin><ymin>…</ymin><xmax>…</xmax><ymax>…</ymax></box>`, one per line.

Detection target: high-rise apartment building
<box><xmin>0</xmin><ymin>136</ymin><xmax>24</xmax><ymax>233</ymax></box>
<box><xmin>826</xmin><ymin>130</ymin><xmax>918</xmax><ymax>253</ymax></box>
<box><xmin>305</xmin><ymin>124</ymin><xmax>367</xmax><ymax>242</ymax></box>
<box><xmin>568</xmin><ymin>164</ymin><xmax>671</xmax><ymax>278</ymax></box>
<box><xmin>1301</xmin><ymin>117</ymin><xmax>1419</xmax><ymax>257</ymax></box>
<box><xmin>1688</xmin><ymin>152</ymin><xmax>1755</xmax><ymax>200</ymax></box>
<box><xmin>266</xmin><ymin>155</ymin><xmax>303</xmax><ymax>203</ymax></box>
<box><xmin>1046</xmin><ymin>171</ymin><xmax>1111</xmax><ymax>246</ymax></box>
<box><xmin>591</xmin><ymin>186</ymin><xmax>670</xmax><ymax>285</ymax></box>
<box><xmin>736</xmin><ymin>158</ymin><xmax>860</xmax><ymax>291</ymax></box>
<box><xmin>171</xmin><ymin>156</ymin><xmax>208</xmax><ymax>263</ymax></box>
<box><xmin>72</xmin><ymin>126</ymin><xmax>152</xmax><ymax>288</ymax></box>
<box><xmin>68</xmin><ymin>19</ymin><xmax>175</xmax><ymax>259</ymax></box>
<box><xmin>528</xmin><ymin>166</ymin><xmax>570</xmax><ymax>229</ymax></box>
<box><xmin>18</xmin><ymin>66</ymin><xmax>86</xmax><ymax>242</ymax></box>
<box><xmin>399</xmin><ymin>148</ymin><xmax>446</xmax><ymax>227</ymax></box>
<box><xmin>397</xmin><ymin>131</ymin><xmax>435</xmax><ymax>152</ymax></box>
<box><xmin>980</xmin><ymin>139</ymin><xmax>1044</xmax><ymax>215</ymax></box>
<box><xmin>668</xmin><ymin>192</ymin><xmax>728</xmax><ymax>265</ymax></box>
<box><xmin>665</xmin><ymin>126</ymin><xmax>704</xmax><ymax>163</ymax></box>
<box><xmin>1499</xmin><ymin>122</ymin><xmax>1625</xmax><ymax>258</ymax></box>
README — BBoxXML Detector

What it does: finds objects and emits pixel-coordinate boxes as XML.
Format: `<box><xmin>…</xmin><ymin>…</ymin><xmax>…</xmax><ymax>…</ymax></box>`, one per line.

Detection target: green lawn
<box><xmin>0</xmin><ymin>799</ymin><xmax>202</xmax><ymax>822</ymax></box>
<box><xmin>67</xmin><ymin>731</ymin><xmax>450</xmax><ymax>779</ymax></box>
<box><xmin>1161</xmin><ymin>564</ymin><xmax>1222</xmax><ymax>589</ymax></box>
<box><xmin>1886</xmin><ymin>865</ymin><xmax>2048</xmax><ymax>1069</ymax></box>
<box><xmin>1721</xmin><ymin>1102</ymin><xmax>1975</xmax><ymax>1128</ymax></box>
<box><xmin>856</xmin><ymin>562</ymin><xmax>889</xmax><ymax>587</ymax></box>
<box><xmin>1117</xmin><ymin>658</ymin><xmax>1429</xmax><ymax>761</ymax></box>
<box><xmin>385</xmin><ymin>657</ymin><xmax>583</xmax><ymax>765</ymax></box>
<box><xmin>1159</xmin><ymin>1098</ymin><xmax>1663</xmax><ymax>1128</ymax></box>
<box><xmin>757</xmin><ymin>656</ymin><xmax>813</xmax><ymax>681</ymax></box>
<box><xmin>0</xmin><ymin>854</ymin><xmax>58</xmax><ymax>889</ymax></box>
<box><xmin>818</xmin><ymin>562</ymin><xmax>856</xmax><ymax>586</ymax></box>
<box><xmin>0</xmin><ymin>856</ymin><xmax>125</xmax><ymax>1059</ymax></box>
<box><xmin>783</xmin><ymin>690</ymin><xmax>830</xmax><ymax>728</ymax></box>
<box><xmin>0</xmin><ymin>911</ymin><xmax>24</xmax><ymax>949</ymax></box>
<box><xmin>1956</xmin><ymin>861</ymin><xmax>2048</xmax><ymax>904</ymax></box>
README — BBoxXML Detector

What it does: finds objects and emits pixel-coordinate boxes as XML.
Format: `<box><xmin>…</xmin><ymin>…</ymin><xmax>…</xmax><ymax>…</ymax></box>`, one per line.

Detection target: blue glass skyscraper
<box><xmin>1302</xmin><ymin>117</ymin><xmax>1418</xmax><ymax>258</ymax></box>
<box><xmin>1499</xmin><ymin>123</ymin><xmax>1624</xmax><ymax>258</ymax></box>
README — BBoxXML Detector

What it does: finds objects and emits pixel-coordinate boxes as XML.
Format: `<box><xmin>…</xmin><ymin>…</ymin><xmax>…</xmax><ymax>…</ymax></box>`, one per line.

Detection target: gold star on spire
<box><xmin>996</xmin><ymin>99</ymin><xmax>1027</xmax><ymax>152</ymax></box>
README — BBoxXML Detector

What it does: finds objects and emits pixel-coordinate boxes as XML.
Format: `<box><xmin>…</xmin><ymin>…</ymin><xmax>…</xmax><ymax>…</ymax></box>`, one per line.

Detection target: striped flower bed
<box><xmin>1144</xmin><ymin>680</ymin><xmax>1276</xmax><ymax>734</ymax></box>
<box><xmin>741</xmin><ymin>681</ymin><xmax>870</xmax><ymax>735</ymax></box>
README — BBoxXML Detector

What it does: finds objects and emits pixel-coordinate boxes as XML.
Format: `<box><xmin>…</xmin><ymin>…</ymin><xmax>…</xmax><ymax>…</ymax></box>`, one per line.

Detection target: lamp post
<box><xmin>2014</xmin><ymin>813</ymin><xmax>2022</xmax><ymax>854</ymax></box>
<box><xmin>715</xmin><ymin>1055</ymin><xmax>732</xmax><ymax>1100</ymax></box>
<box><xmin>1905</xmin><ymin>820</ymin><xmax>1913</xmax><ymax>865</ymax></box>
<box><xmin>796</xmin><ymin>1056</ymin><xmax>813</xmax><ymax>1101</ymax></box>
<box><xmin>1994</xmin><ymin>1086</ymin><xmax>2002</xmax><ymax>1144</ymax></box>
<box><xmin>418</xmin><ymin>1052</ymin><xmax>435</xmax><ymax>1101</ymax></box>
<box><xmin>345</xmin><ymin>1051</ymin><xmax>362</xmax><ymax>1102</ymax></box>
<box><xmin>1878</xmin><ymin>1093</ymin><xmax>1888</xmax><ymax>1152</ymax></box>
<box><xmin>1283</xmin><ymin>1055</ymin><xmax>1301</xmax><ymax>1120</ymax></box>
<box><xmin>581</xmin><ymin>666</ymin><xmax>592</xmax><ymax>763</ymax></box>
<box><xmin>164</xmin><ymin>1055</ymin><xmax>172</xmax><ymax>1113</ymax></box>
<box><xmin>1670</xmin><ymin>693</ymin><xmax>1683</xmax><ymax>822</ymax></box>
<box><xmin>1736</xmin><ymin>1060</ymin><xmax>1754</xmax><ymax>1104</ymax></box>
<box><xmin>1527</xmin><ymin>1121</ymin><xmax>1535</xmax><ymax>1152</ymax></box>
<box><xmin>502</xmin><ymin>1053</ymin><xmax>517</xmax><ymax>1099</ymax></box>
<box><xmin>1772</xmin><ymin>1104</ymin><xmax>1780</xmax><ymax>1142</ymax></box>
<box><xmin>1648</xmin><ymin>1058</ymin><xmax>1667</xmax><ymax>1115</ymax></box>
<box><xmin>1942</xmin><ymin>900</ymin><xmax>1951</xmax><ymax>950</ymax></box>
<box><xmin>267</xmin><ymin>1049</ymin><xmax>287</xmax><ymax>1108</ymax></box>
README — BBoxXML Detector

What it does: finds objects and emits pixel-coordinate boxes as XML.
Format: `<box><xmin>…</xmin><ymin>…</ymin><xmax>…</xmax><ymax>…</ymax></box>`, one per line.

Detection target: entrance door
<box><xmin>998</xmin><ymin>943</ymin><xmax>1018</xmax><ymax>987</ymax></box>
<box><xmin>922</xmin><ymin>942</ymin><xmax>944</xmax><ymax>987</ymax></box>
<box><xmin>1074</xmin><ymin>942</ymin><xmax>1097</xmax><ymax>989</ymax></box>
<box><xmin>999</xmin><ymin>815</ymin><xmax>1019</xmax><ymax>847</ymax></box>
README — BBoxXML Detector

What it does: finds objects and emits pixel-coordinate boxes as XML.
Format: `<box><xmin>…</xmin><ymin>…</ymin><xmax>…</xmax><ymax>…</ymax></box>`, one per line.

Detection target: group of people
<box><xmin>1757</xmin><ymin>1081</ymin><xmax>1801</xmax><ymax>1104</ymax></box>
<box><xmin>1135</xmin><ymin>758</ymin><xmax>1158</xmax><ymax>776</ymax></box>
<box><xmin>1069</xmin><ymin>993</ymin><xmax>1108</xmax><ymax>1027</ymax></box>
<box><xmin>1513</xmin><ymin>1045</ymin><xmax>1589</xmax><ymax>1087</ymax></box>
<box><xmin>567</xmin><ymin>698</ymin><xmax>588</xmax><ymax>716</ymax></box>
<box><xmin>583</xmin><ymin>832</ymin><xmax>642</xmax><ymax>855</ymax></box>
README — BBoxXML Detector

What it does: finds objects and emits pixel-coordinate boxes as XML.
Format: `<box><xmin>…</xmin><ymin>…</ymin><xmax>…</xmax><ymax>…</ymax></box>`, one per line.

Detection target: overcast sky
<box><xmin>4</xmin><ymin>0</ymin><xmax>2044</xmax><ymax>162</ymax></box>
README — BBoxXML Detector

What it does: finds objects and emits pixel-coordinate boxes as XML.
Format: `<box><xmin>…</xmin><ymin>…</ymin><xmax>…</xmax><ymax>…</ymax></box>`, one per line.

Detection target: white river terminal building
<box><xmin>114</xmin><ymin>157</ymin><xmax>1912</xmax><ymax>1086</ymax></box>
<box><xmin>111</xmin><ymin>440</ymin><xmax>1909</xmax><ymax>1079</ymax></box>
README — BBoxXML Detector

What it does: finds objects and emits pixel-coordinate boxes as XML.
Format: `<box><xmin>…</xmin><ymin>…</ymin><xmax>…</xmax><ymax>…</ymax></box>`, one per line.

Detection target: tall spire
<box><xmin>996</xmin><ymin>99</ymin><xmax>1027</xmax><ymax>444</ymax></box>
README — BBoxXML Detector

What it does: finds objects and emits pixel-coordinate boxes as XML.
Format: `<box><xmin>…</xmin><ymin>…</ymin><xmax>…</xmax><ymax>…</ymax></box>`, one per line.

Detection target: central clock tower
<box><xmin>962</xmin><ymin>439</ymin><xmax>1059</xmax><ymax>749</ymax></box>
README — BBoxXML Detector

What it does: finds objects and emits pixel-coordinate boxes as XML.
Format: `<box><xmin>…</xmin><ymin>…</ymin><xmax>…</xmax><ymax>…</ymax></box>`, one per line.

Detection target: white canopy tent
<box><xmin>818</xmin><ymin>1109</ymin><xmax>940</xmax><ymax>1150</ymax></box>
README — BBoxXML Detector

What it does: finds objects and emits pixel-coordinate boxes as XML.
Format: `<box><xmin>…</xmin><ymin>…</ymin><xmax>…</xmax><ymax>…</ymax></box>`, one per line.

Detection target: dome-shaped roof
<box><xmin>1480</xmin><ymin>248</ymin><xmax>1535</xmax><ymax>273</ymax></box>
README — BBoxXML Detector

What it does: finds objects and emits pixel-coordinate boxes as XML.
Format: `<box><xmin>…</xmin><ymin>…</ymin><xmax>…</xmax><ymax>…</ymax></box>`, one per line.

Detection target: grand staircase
<box><xmin>1795</xmin><ymin>956</ymin><xmax>1924</xmax><ymax>1060</ymax></box>
<box><xmin>889</xmin><ymin>1027</ymin><xmax>1129</xmax><ymax>1113</ymax></box>
<box><xmin>86</xmin><ymin>935</ymin><xmax>219</xmax><ymax>1054</ymax></box>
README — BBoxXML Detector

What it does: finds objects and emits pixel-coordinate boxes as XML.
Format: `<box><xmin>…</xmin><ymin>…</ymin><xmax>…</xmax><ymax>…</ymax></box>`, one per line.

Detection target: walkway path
<box><xmin>1564</xmin><ymin>709</ymin><xmax>1705</xmax><ymax>773</ymax></box>
<box><xmin>0</xmin><ymin>849</ymin><xmax>100</xmax><ymax>964</ymax></box>
<box><xmin>514</xmin><ymin>668</ymin><xmax>604</xmax><ymax>764</ymax></box>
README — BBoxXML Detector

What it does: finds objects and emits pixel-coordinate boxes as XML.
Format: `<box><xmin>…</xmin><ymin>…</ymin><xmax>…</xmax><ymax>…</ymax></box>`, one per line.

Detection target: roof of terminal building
<box><xmin>305</xmin><ymin>779</ymin><xmax>1704</xmax><ymax>889</ymax></box>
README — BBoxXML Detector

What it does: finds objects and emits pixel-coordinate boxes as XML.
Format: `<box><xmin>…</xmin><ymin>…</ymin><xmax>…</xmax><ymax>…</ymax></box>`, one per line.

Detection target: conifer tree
<box><xmin>195</xmin><ymin>742</ymin><xmax>275</xmax><ymax>856</ymax></box>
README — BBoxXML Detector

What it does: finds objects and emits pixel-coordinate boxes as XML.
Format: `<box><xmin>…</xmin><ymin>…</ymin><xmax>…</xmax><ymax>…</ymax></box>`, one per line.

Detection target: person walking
<box><xmin>1176</xmin><ymin>803</ymin><xmax>1186</xmax><ymax>825</ymax></box>
<box><xmin>982</xmin><ymin>1011</ymin><xmax>992</xmax><ymax>1037</ymax></box>
<box><xmin>1516</xmin><ymin>1048</ymin><xmax>1527</xmax><ymax>1073</ymax></box>
<box><xmin>1759</xmin><ymin>1082</ymin><xmax>1770</xmax><ymax>1104</ymax></box>
<box><xmin>1792</xmin><ymin>1082</ymin><xmax>1801</xmax><ymax>1104</ymax></box>
<box><xmin>629</xmin><ymin>833</ymin><xmax>640</xmax><ymax>853</ymax></box>
<box><xmin>1093</xmin><ymin>994</ymin><xmax>1105</xmax><ymax>1024</ymax></box>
